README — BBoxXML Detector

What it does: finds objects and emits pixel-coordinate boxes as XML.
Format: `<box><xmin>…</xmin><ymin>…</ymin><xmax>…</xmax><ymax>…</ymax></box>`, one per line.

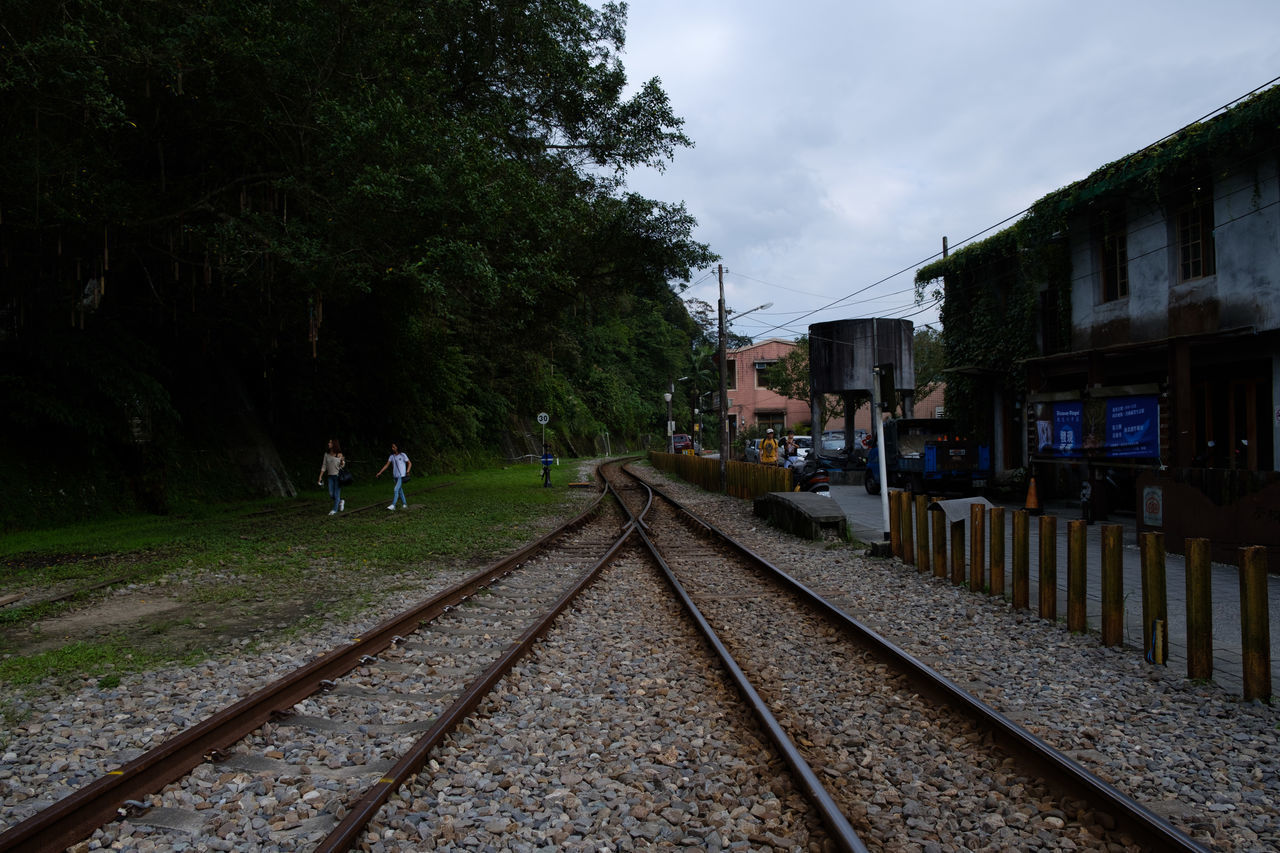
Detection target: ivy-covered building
<box><xmin>916</xmin><ymin>84</ymin><xmax>1280</xmax><ymax>563</ymax></box>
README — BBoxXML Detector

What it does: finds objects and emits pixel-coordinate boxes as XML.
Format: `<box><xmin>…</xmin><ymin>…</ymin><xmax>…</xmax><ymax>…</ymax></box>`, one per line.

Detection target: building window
<box><xmin>1177</xmin><ymin>195</ymin><xmax>1215</xmax><ymax>282</ymax></box>
<box><xmin>754</xmin><ymin>359</ymin><xmax>776</xmax><ymax>389</ymax></box>
<box><xmin>756</xmin><ymin>413</ymin><xmax>785</xmax><ymax>435</ymax></box>
<box><xmin>1100</xmin><ymin>227</ymin><xmax>1128</xmax><ymax>302</ymax></box>
<box><xmin>725</xmin><ymin>359</ymin><xmax>736</xmax><ymax>390</ymax></box>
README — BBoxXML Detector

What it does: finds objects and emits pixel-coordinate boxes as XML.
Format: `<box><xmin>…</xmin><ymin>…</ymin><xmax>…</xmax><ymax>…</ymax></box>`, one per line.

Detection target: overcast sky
<box><xmin>604</xmin><ymin>0</ymin><xmax>1280</xmax><ymax>342</ymax></box>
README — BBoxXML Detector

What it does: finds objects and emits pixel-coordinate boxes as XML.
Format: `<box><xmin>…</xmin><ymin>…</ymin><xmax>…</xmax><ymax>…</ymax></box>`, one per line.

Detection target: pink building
<box><xmin>719</xmin><ymin>338</ymin><xmax>949</xmax><ymax>449</ymax></box>
<box><xmin>723</xmin><ymin>339</ymin><xmax>812</xmax><ymax>441</ymax></box>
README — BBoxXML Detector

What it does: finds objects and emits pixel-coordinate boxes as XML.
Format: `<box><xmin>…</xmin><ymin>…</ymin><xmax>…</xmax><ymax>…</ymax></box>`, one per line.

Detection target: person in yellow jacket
<box><xmin>759</xmin><ymin>428</ymin><xmax>779</xmax><ymax>465</ymax></box>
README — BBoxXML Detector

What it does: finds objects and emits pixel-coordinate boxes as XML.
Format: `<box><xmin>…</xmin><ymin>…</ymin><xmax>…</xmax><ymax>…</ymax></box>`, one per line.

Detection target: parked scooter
<box><xmin>792</xmin><ymin>458</ymin><xmax>831</xmax><ymax>496</ymax></box>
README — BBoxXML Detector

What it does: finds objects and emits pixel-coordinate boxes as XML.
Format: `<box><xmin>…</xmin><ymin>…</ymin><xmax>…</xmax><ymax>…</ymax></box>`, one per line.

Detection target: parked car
<box><xmin>672</xmin><ymin>433</ymin><xmax>693</xmax><ymax>452</ymax></box>
<box><xmin>815</xmin><ymin>429</ymin><xmax>870</xmax><ymax>470</ymax></box>
<box><xmin>790</xmin><ymin>435</ymin><xmax>813</xmax><ymax>460</ymax></box>
<box><xmin>743</xmin><ymin>438</ymin><xmax>762</xmax><ymax>463</ymax></box>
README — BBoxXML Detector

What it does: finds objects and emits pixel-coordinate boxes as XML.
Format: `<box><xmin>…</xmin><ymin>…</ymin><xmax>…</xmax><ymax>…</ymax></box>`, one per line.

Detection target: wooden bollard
<box><xmin>931</xmin><ymin>506</ymin><xmax>947</xmax><ymax>579</ymax></box>
<box><xmin>1185</xmin><ymin>538</ymin><xmax>1212</xmax><ymax>681</ymax></box>
<box><xmin>889</xmin><ymin>491</ymin><xmax>901</xmax><ymax>558</ymax></box>
<box><xmin>1039</xmin><ymin>515</ymin><xmax>1057</xmax><ymax>621</ymax></box>
<box><xmin>1008</xmin><ymin>507</ymin><xmax>1029</xmax><ymax>607</ymax></box>
<box><xmin>1140</xmin><ymin>532</ymin><xmax>1168</xmax><ymax>665</ymax></box>
<box><xmin>1240</xmin><ymin>546</ymin><xmax>1272</xmax><ymax>701</ymax></box>
<box><xmin>1067</xmin><ymin>520</ymin><xmax>1087</xmax><ymax>633</ymax></box>
<box><xmin>950</xmin><ymin>521</ymin><xmax>965</xmax><ymax>586</ymax></box>
<box><xmin>1100</xmin><ymin>525</ymin><xmax>1124</xmax><ymax>647</ymax></box>
<box><xmin>915</xmin><ymin>494</ymin><xmax>930</xmax><ymax>572</ymax></box>
<box><xmin>901</xmin><ymin>491</ymin><xmax>915</xmax><ymax>566</ymax></box>
<box><xmin>989</xmin><ymin>506</ymin><xmax>1005</xmax><ymax>598</ymax></box>
<box><xmin>970</xmin><ymin>503</ymin><xmax>985</xmax><ymax>593</ymax></box>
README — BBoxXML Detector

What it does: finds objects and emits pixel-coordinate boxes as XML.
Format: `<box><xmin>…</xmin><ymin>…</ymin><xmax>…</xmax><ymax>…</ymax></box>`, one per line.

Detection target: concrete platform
<box><xmin>753</xmin><ymin>491</ymin><xmax>849</xmax><ymax>540</ymax></box>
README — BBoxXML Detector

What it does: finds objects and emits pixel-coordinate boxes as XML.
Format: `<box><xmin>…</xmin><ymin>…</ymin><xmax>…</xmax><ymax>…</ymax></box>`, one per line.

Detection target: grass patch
<box><xmin>0</xmin><ymin>460</ymin><xmax>595</xmax><ymax>696</ymax></box>
<box><xmin>0</xmin><ymin>638</ymin><xmax>169</xmax><ymax>686</ymax></box>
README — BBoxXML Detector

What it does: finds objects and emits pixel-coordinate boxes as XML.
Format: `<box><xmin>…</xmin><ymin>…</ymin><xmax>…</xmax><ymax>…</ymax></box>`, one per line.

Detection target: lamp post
<box><xmin>664</xmin><ymin>391</ymin><xmax>673</xmax><ymax>453</ymax></box>
<box><xmin>716</xmin><ymin>263</ymin><xmax>773</xmax><ymax>491</ymax></box>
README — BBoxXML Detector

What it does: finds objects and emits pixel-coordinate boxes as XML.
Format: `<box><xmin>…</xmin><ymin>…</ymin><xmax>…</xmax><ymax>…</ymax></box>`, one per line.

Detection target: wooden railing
<box><xmin>886</xmin><ymin>488</ymin><xmax>1273</xmax><ymax>702</ymax></box>
<box><xmin>648</xmin><ymin>451</ymin><xmax>792</xmax><ymax>499</ymax></box>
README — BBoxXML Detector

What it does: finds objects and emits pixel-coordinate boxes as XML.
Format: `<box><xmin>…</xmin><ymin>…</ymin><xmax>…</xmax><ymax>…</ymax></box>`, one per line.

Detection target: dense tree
<box><xmin>0</xmin><ymin>0</ymin><xmax>713</xmax><ymax>515</ymax></box>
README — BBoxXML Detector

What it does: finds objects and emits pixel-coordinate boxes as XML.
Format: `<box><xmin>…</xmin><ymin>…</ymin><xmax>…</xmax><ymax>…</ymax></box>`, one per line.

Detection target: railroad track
<box><xmin>614</xmin><ymin>462</ymin><xmax>1210</xmax><ymax>852</ymax></box>
<box><xmin>0</xmin><ymin>476</ymin><xmax>629</xmax><ymax>852</ymax></box>
<box><xmin>0</xmin><ymin>459</ymin><xmax>1211</xmax><ymax>851</ymax></box>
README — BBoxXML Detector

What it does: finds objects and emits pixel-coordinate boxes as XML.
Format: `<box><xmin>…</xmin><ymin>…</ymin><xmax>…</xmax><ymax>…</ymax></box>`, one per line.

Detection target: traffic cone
<box><xmin>1024</xmin><ymin>476</ymin><xmax>1042</xmax><ymax>515</ymax></box>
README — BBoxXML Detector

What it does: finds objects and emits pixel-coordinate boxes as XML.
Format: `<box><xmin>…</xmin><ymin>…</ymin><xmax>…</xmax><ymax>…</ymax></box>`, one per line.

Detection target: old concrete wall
<box><xmin>1214</xmin><ymin>155</ymin><xmax>1280</xmax><ymax>331</ymax></box>
<box><xmin>1071</xmin><ymin>152</ymin><xmax>1280</xmax><ymax>347</ymax></box>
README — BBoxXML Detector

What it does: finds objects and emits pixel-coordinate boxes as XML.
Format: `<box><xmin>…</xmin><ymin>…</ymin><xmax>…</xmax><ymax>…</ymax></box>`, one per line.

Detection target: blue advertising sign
<box><xmin>1034</xmin><ymin>396</ymin><xmax>1159</xmax><ymax>459</ymax></box>
<box><xmin>1053</xmin><ymin>402</ymin><xmax>1082</xmax><ymax>455</ymax></box>
<box><xmin>1106</xmin><ymin>396</ymin><xmax>1158</xmax><ymax>457</ymax></box>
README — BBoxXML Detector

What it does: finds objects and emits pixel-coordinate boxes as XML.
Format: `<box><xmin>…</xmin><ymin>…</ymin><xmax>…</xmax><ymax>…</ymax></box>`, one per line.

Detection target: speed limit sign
<box><xmin>537</xmin><ymin>412</ymin><xmax>550</xmax><ymax>425</ymax></box>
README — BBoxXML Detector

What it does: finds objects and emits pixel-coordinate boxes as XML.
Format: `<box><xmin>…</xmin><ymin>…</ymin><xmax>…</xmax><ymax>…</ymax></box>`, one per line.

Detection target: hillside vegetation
<box><xmin>0</xmin><ymin>1</ymin><xmax>712</xmax><ymax>527</ymax></box>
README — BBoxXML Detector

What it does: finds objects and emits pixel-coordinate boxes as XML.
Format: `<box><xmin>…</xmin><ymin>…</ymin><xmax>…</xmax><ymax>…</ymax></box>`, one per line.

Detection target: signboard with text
<box><xmin>1034</xmin><ymin>396</ymin><xmax>1159</xmax><ymax>459</ymax></box>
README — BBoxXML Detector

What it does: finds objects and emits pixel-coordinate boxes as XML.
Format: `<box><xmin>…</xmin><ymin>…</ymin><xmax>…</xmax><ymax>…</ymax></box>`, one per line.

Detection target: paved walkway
<box><xmin>828</xmin><ymin>485</ymin><xmax>1279</xmax><ymax>698</ymax></box>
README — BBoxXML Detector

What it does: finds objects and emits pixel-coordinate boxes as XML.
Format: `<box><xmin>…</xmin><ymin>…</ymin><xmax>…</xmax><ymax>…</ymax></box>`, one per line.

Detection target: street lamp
<box><xmin>716</xmin><ymin>262</ymin><xmax>773</xmax><ymax>491</ymax></box>
<box><xmin>663</xmin><ymin>391</ymin><xmax>673</xmax><ymax>453</ymax></box>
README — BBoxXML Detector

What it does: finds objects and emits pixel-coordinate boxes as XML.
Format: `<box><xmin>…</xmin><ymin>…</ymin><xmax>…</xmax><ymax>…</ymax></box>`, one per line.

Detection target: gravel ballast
<box><xmin>0</xmin><ymin>462</ymin><xmax>1276</xmax><ymax>851</ymax></box>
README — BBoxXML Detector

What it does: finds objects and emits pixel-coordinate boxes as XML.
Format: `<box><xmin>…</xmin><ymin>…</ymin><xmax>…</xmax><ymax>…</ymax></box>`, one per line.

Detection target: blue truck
<box><xmin>863</xmin><ymin>418</ymin><xmax>991</xmax><ymax>495</ymax></box>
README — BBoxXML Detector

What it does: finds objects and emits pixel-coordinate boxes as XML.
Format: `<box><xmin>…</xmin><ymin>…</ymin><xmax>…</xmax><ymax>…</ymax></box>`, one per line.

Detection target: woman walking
<box><xmin>375</xmin><ymin>442</ymin><xmax>412</xmax><ymax>510</ymax></box>
<box><xmin>318</xmin><ymin>438</ymin><xmax>346</xmax><ymax>515</ymax></box>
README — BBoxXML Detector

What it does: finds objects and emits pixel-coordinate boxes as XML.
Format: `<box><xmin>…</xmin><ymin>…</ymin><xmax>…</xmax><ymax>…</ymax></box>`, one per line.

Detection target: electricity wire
<box><xmin>702</xmin><ymin>76</ymin><xmax>1280</xmax><ymax>343</ymax></box>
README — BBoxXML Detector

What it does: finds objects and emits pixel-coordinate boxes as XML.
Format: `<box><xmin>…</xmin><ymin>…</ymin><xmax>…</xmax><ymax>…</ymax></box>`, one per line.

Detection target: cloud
<box><xmin>602</xmin><ymin>0</ymin><xmax>1280</xmax><ymax>334</ymax></box>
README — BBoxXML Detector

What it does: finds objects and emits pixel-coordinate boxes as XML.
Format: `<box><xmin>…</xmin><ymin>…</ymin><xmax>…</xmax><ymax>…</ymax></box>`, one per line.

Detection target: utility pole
<box><xmin>717</xmin><ymin>264</ymin><xmax>729</xmax><ymax>493</ymax></box>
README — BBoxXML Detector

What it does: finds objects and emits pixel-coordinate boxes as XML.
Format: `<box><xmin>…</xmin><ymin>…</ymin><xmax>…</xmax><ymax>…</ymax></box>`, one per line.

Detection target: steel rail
<box><xmin>0</xmin><ymin>490</ymin><xmax>609</xmax><ymax>853</ymax></box>
<box><xmin>638</xmin><ymin>471</ymin><xmax>1212</xmax><ymax>853</ymax></box>
<box><xmin>634</xmin><ymin>524</ymin><xmax>870</xmax><ymax>853</ymax></box>
<box><xmin>313</xmin><ymin>484</ymin><xmax>636</xmax><ymax>852</ymax></box>
<box><xmin>605</xmin><ymin>467</ymin><xmax>868</xmax><ymax>852</ymax></box>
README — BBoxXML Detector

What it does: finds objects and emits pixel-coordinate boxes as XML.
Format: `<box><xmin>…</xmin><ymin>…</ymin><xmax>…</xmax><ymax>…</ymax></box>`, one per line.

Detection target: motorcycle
<box><xmin>792</xmin><ymin>458</ymin><xmax>831</xmax><ymax>496</ymax></box>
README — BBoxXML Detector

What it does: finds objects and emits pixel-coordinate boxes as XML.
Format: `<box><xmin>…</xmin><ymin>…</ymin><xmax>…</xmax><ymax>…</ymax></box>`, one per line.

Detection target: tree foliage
<box><xmin>0</xmin><ymin>0</ymin><xmax>714</xmax><ymax>502</ymax></box>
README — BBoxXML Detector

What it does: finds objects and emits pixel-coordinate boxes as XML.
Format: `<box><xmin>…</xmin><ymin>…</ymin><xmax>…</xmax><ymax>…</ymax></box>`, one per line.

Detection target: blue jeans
<box><xmin>327</xmin><ymin>474</ymin><xmax>342</xmax><ymax>512</ymax></box>
<box><xmin>392</xmin><ymin>476</ymin><xmax>406</xmax><ymax>507</ymax></box>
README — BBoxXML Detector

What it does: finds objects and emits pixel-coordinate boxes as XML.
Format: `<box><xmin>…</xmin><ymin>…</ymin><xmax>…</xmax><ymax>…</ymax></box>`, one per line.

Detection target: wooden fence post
<box><xmin>915</xmin><ymin>494</ymin><xmax>930</xmax><ymax>572</ymax></box>
<box><xmin>889</xmin><ymin>490</ymin><xmax>901</xmax><ymax>558</ymax></box>
<box><xmin>1100</xmin><ymin>524</ymin><xmax>1123</xmax><ymax>647</ymax></box>
<box><xmin>989</xmin><ymin>506</ymin><xmax>1005</xmax><ymax>598</ymax></box>
<box><xmin>970</xmin><ymin>503</ymin><xmax>985</xmax><ymax>593</ymax></box>
<box><xmin>1185</xmin><ymin>538</ymin><xmax>1212</xmax><ymax>681</ymax></box>
<box><xmin>1038</xmin><ymin>515</ymin><xmax>1057</xmax><ymax>621</ymax></box>
<box><xmin>1140</xmin><ymin>532</ymin><xmax>1168</xmax><ymax>665</ymax></box>
<box><xmin>901</xmin><ymin>491</ymin><xmax>915</xmax><ymax>566</ymax></box>
<box><xmin>931</xmin><ymin>507</ymin><xmax>946</xmax><ymax>579</ymax></box>
<box><xmin>1067</xmin><ymin>520</ymin><xmax>1087</xmax><ymax>633</ymax></box>
<box><xmin>1012</xmin><ymin>509</ymin><xmax>1029</xmax><ymax>610</ymax></box>
<box><xmin>950</xmin><ymin>521</ymin><xmax>965</xmax><ymax>586</ymax></box>
<box><xmin>1240</xmin><ymin>546</ymin><xmax>1273</xmax><ymax>702</ymax></box>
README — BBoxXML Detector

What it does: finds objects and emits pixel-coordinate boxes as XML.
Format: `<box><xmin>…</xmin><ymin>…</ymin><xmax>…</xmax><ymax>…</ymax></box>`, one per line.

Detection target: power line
<box><xmin>705</xmin><ymin>76</ymin><xmax>1280</xmax><ymax>340</ymax></box>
